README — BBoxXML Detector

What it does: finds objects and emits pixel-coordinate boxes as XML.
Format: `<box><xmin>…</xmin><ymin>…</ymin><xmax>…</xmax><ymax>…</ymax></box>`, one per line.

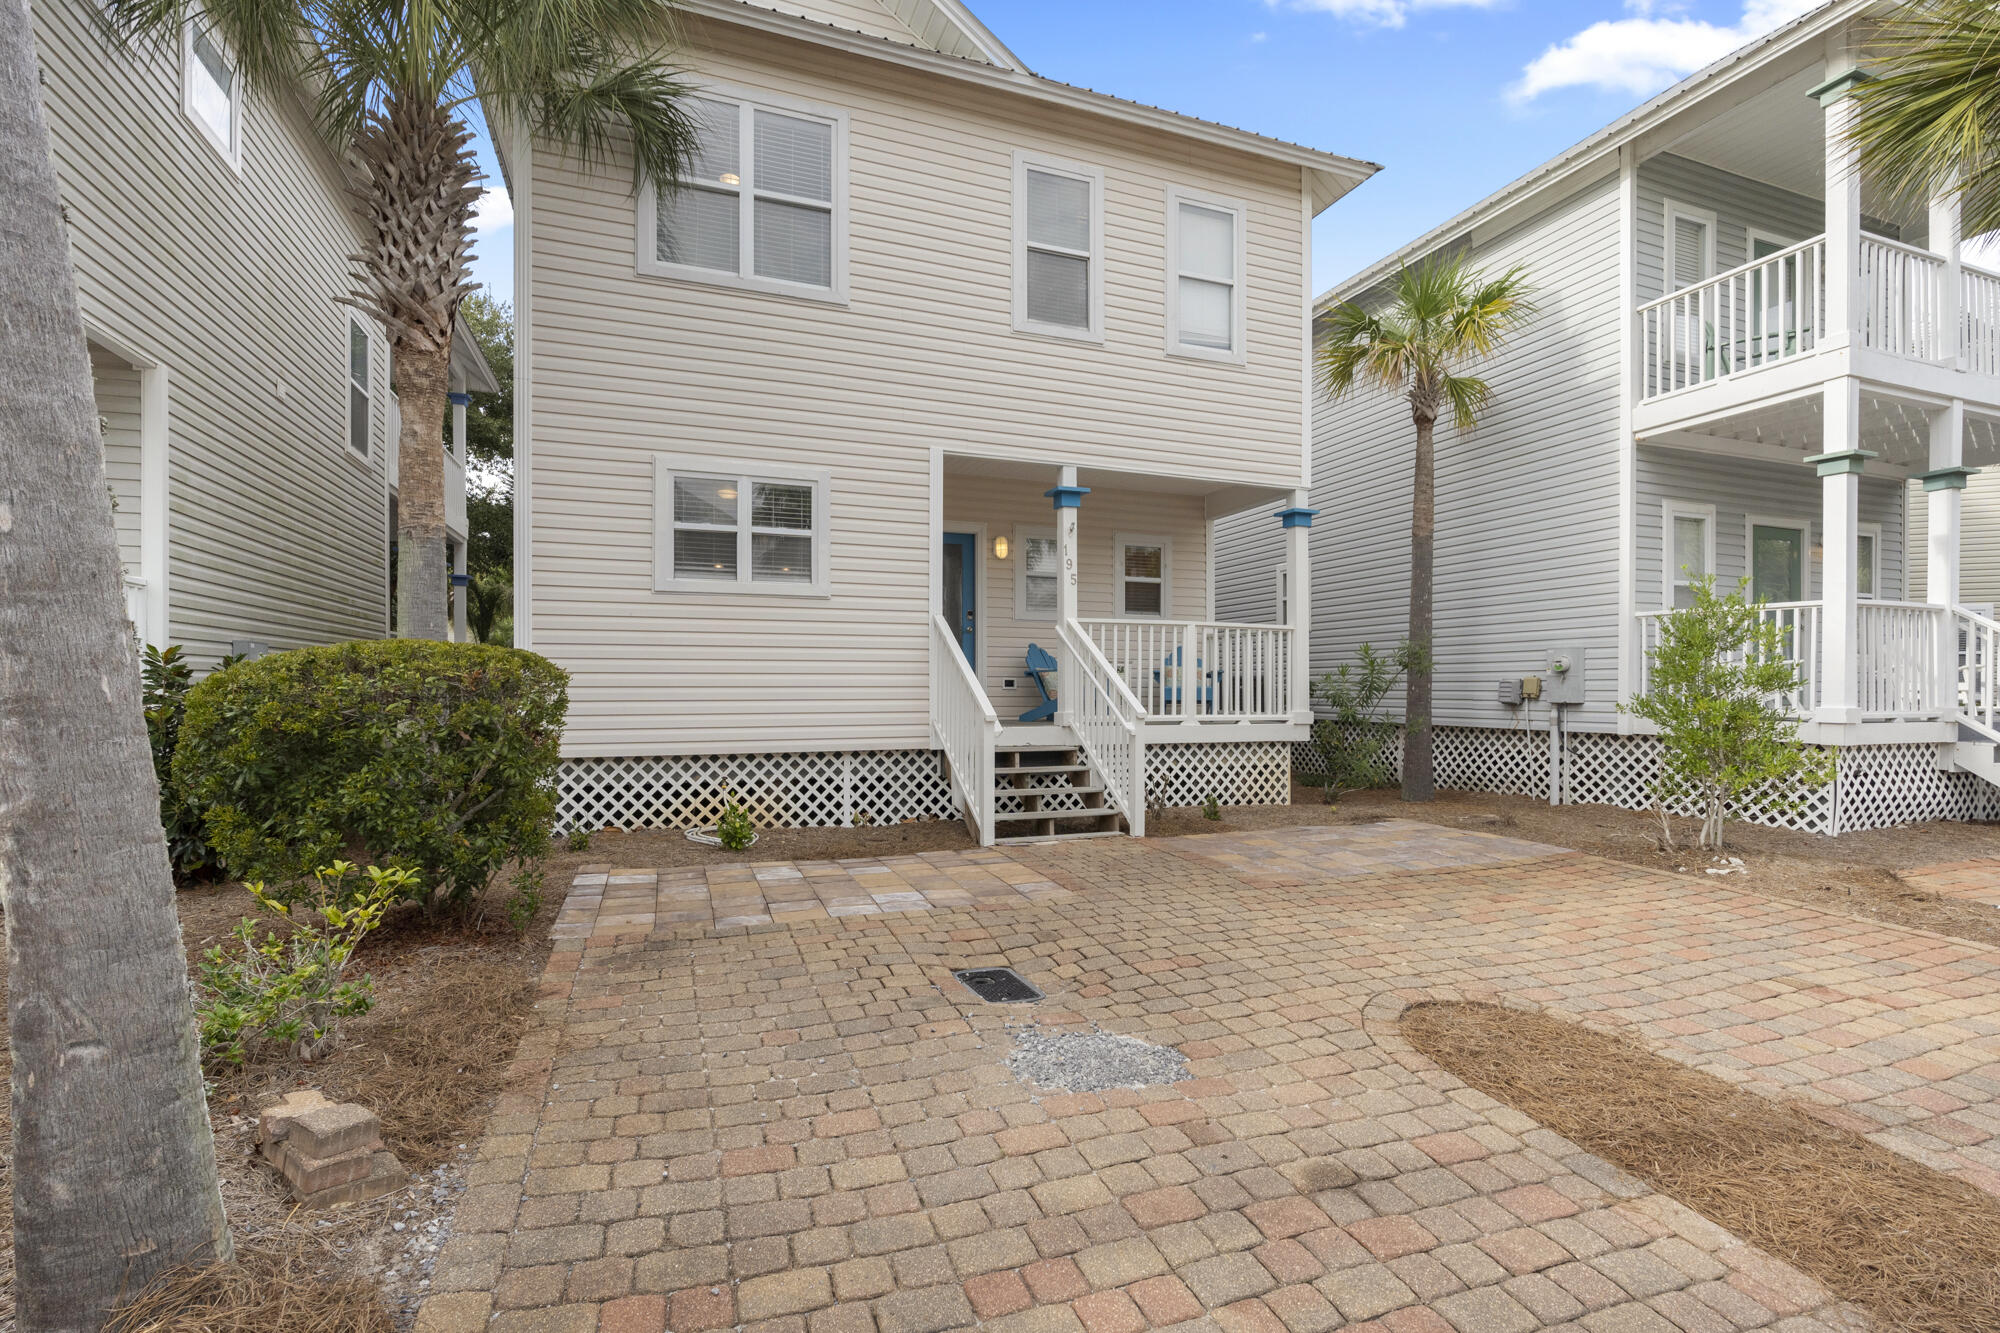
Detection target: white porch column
<box><xmin>1275</xmin><ymin>491</ymin><xmax>1317</xmax><ymax>723</ymax></box>
<box><xmin>1046</xmin><ymin>466</ymin><xmax>1087</xmax><ymax>725</ymax></box>
<box><xmin>449</xmin><ymin>390</ymin><xmax>471</xmax><ymax>642</ymax></box>
<box><xmin>1923</xmin><ymin>399</ymin><xmax>1971</xmax><ymax>608</ymax></box>
<box><xmin>1816</xmin><ymin>58</ymin><xmax>1865</xmax><ymax>351</ymax></box>
<box><xmin>1809</xmin><ymin>377</ymin><xmax>1873</xmax><ymax>724</ymax></box>
<box><xmin>450</xmin><ymin>390</ymin><xmax>468</xmax><ymax>465</ymax></box>
<box><xmin>1930</xmin><ymin>188</ymin><xmax>1964</xmax><ymax>369</ymax></box>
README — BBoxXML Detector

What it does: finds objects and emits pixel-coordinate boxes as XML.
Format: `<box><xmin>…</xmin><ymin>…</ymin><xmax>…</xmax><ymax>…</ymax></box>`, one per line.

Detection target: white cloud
<box><xmin>1509</xmin><ymin>0</ymin><xmax>1819</xmax><ymax>103</ymax></box>
<box><xmin>472</xmin><ymin>187</ymin><xmax>513</xmax><ymax>234</ymax></box>
<box><xmin>1272</xmin><ymin>0</ymin><xmax>1503</xmax><ymax>32</ymax></box>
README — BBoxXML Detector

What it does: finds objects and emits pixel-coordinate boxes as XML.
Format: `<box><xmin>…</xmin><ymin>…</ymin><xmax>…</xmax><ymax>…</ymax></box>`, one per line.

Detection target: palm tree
<box><xmin>1</xmin><ymin>0</ymin><xmax>230</xmax><ymax>1323</ymax></box>
<box><xmin>106</xmin><ymin>0</ymin><xmax>699</xmax><ymax>640</ymax></box>
<box><xmin>1319</xmin><ymin>254</ymin><xmax>1533</xmax><ymax>802</ymax></box>
<box><xmin>1848</xmin><ymin>0</ymin><xmax>2000</xmax><ymax>237</ymax></box>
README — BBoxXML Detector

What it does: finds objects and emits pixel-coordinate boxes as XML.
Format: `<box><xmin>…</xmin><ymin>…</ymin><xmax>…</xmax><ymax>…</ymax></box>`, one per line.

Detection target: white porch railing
<box><xmin>929</xmin><ymin>612</ymin><xmax>999</xmax><ymax>845</ymax></box>
<box><xmin>1635</xmin><ymin>601</ymin><xmax>1821</xmax><ymax>715</ymax></box>
<box><xmin>1859</xmin><ymin>234</ymin><xmax>1947</xmax><ymax>361</ymax></box>
<box><xmin>1952</xmin><ymin>604</ymin><xmax>2000</xmax><ymax>742</ymax></box>
<box><xmin>1075</xmin><ymin>619</ymin><xmax>1295</xmax><ymax>722</ymax></box>
<box><xmin>1856</xmin><ymin>600</ymin><xmax>1946</xmax><ymax>718</ymax></box>
<box><xmin>1057</xmin><ymin>620</ymin><xmax>1147</xmax><ymax>837</ymax></box>
<box><xmin>1636</xmin><ymin>599</ymin><xmax>1955</xmax><ymax>721</ymax></box>
<box><xmin>1964</xmin><ymin>265</ymin><xmax>2000</xmax><ymax>376</ymax></box>
<box><xmin>1638</xmin><ymin>236</ymin><xmax>1824</xmax><ymax>399</ymax></box>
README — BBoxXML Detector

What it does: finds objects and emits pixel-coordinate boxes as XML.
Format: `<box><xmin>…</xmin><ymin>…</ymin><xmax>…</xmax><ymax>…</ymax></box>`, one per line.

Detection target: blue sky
<box><xmin>462</xmin><ymin>0</ymin><xmax>1821</xmax><ymax>306</ymax></box>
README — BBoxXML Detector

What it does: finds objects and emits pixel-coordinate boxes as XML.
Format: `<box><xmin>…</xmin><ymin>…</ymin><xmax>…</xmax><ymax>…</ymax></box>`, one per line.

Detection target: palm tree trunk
<box><xmin>394</xmin><ymin>341</ymin><xmax>452</xmax><ymax>641</ymax></box>
<box><xmin>0</xmin><ymin>4</ymin><xmax>231</xmax><ymax>1325</ymax></box>
<box><xmin>1403</xmin><ymin>411</ymin><xmax>1436</xmax><ymax>802</ymax></box>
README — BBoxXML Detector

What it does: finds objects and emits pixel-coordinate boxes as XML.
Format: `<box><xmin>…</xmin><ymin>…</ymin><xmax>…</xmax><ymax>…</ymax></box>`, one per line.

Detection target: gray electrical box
<box><xmin>1542</xmin><ymin>646</ymin><xmax>1587</xmax><ymax>706</ymax></box>
<box><xmin>1497</xmin><ymin>677</ymin><xmax>1523</xmax><ymax>705</ymax></box>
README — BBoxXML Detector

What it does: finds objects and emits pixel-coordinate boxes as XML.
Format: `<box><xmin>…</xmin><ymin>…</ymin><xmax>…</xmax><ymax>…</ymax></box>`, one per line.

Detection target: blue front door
<box><xmin>942</xmin><ymin>532</ymin><xmax>977</xmax><ymax>664</ymax></box>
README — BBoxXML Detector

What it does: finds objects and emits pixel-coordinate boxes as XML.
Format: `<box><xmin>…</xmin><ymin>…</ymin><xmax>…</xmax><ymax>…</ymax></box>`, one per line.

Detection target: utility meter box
<box><xmin>1542</xmin><ymin>646</ymin><xmax>1587</xmax><ymax>706</ymax></box>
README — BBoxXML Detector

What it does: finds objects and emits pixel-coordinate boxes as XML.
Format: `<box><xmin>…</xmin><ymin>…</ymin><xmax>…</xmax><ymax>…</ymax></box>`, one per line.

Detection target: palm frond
<box><xmin>1441</xmin><ymin>373</ymin><xmax>1492</xmax><ymax>432</ymax></box>
<box><xmin>1851</xmin><ymin>0</ymin><xmax>2000</xmax><ymax>236</ymax></box>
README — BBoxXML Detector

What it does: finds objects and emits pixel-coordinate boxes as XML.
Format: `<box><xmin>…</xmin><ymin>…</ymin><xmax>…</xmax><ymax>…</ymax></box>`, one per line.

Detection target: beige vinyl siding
<box><xmin>1909</xmin><ymin>471</ymin><xmax>2000</xmax><ymax>607</ymax></box>
<box><xmin>1638</xmin><ymin>447</ymin><xmax>1906</xmax><ymax>605</ymax></box>
<box><xmin>1218</xmin><ymin>172</ymin><xmax>1626</xmax><ymax>729</ymax></box>
<box><xmin>943</xmin><ymin>479</ymin><xmax>1209</xmax><ymax>717</ymax></box>
<box><xmin>33</xmin><ymin>0</ymin><xmax>391</xmax><ymax>665</ymax></box>
<box><xmin>528</xmin><ymin>22</ymin><xmax>1308</xmax><ymax>756</ymax></box>
<box><xmin>1212</xmin><ymin>505</ymin><xmax>1285</xmax><ymax>625</ymax></box>
<box><xmin>91</xmin><ymin>347</ymin><xmax>145</xmax><ymax>571</ymax></box>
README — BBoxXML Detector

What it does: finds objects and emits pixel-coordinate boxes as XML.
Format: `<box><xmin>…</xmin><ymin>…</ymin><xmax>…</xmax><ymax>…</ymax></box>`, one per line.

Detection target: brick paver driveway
<box><xmin>414</xmin><ymin>820</ymin><xmax>2000</xmax><ymax>1333</ymax></box>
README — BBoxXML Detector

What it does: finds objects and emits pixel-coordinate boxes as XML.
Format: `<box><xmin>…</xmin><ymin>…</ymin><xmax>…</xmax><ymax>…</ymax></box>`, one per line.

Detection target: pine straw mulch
<box><xmin>0</xmin><ymin>875</ymin><xmax>557</xmax><ymax>1332</ymax></box>
<box><xmin>1401</xmin><ymin>1000</ymin><xmax>2000</xmax><ymax>1333</ymax></box>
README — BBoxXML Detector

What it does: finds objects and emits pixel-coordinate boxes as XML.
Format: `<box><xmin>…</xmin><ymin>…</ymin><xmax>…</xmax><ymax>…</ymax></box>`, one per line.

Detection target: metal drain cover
<box><xmin>954</xmin><ymin>967</ymin><xmax>1043</xmax><ymax>1003</ymax></box>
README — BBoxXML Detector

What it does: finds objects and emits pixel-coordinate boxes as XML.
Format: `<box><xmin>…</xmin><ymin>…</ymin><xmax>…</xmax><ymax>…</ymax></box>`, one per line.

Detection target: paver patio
<box><xmin>415</xmin><ymin>820</ymin><xmax>2000</xmax><ymax>1333</ymax></box>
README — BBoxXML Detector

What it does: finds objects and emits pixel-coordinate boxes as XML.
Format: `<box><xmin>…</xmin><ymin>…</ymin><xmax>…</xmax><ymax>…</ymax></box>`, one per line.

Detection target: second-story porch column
<box><xmin>1814</xmin><ymin>55</ymin><xmax>1866</xmax><ymax>351</ymax></box>
<box><xmin>1808</xmin><ymin>377</ymin><xmax>1873</xmax><ymax>724</ymax></box>
<box><xmin>1046</xmin><ymin>466</ymin><xmax>1088</xmax><ymax>726</ymax></box>
<box><xmin>1930</xmin><ymin>188</ymin><xmax>1965</xmax><ymax>370</ymax></box>
<box><xmin>1274</xmin><ymin>494</ymin><xmax>1318</xmax><ymax>723</ymax></box>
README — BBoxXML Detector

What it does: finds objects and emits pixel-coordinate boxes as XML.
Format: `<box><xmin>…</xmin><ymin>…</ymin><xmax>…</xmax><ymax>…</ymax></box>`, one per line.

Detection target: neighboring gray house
<box><xmin>1219</xmin><ymin>0</ymin><xmax>2000</xmax><ymax>833</ymax></box>
<box><xmin>32</xmin><ymin>0</ymin><xmax>495</xmax><ymax>661</ymax></box>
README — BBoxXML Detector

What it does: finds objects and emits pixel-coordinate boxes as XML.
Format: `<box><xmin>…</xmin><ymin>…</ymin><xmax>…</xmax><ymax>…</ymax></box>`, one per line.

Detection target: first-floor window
<box><xmin>654</xmin><ymin>458</ymin><xmax>829</xmax><ymax>595</ymax></box>
<box><xmin>1017</xmin><ymin>528</ymin><xmax>1058</xmax><ymax>619</ymax></box>
<box><xmin>1858</xmin><ymin>524</ymin><xmax>1880</xmax><ymax>600</ymax></box>
<box><xmin>1664</xmin><ymin>501</ymin><xmax>1714</xmax><ymax>608</ymax></box>
<box><xmin>1116</xmin><ymin>535</ymin><xmax>1170</xmax><ymax>617</ymax></box>
<box><xmin>1274</xmin><ymin>565</ymin><xmax>1289</xmax><ymax>625</ymax></box>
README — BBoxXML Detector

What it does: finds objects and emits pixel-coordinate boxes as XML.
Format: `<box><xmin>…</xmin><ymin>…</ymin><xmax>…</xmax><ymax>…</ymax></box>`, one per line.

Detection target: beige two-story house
<box><xmin>501</xmin><ymin>0</ymin><xmax>1375</xmax><ymax>842</ymax></box>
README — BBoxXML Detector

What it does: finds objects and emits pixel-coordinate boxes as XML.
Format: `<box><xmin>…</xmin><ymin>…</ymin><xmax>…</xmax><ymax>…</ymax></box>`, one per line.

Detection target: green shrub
<box><xmin>1201</xmin><ymin>794</ymin><xmax>1222</xmax><ymax>821</ymax></box>
<box><xmin>143</xmin><ymin>644</ymin><xmax>221</xmax><ymax>882</ymax></box>
<box><xmin>175</xmin><ymin>639</ymin><xmax>569</xmax><ymax>910</ymax></box>
<box><xmin>195</xmin><ymin>862</ymin><xmax>411</xmax><ymax>1066</ymax></box>
<box><xmin>716</xmin><ymin>796</ymin><xmax>756</xmax><ymax>851</ymax></box>
<box><xmin>1309</xmin><ymin>641</ymin><xmax>1426</xmax><ymax>804</ymax></box>
<box><xmin>565</xmin><ymin>827</ymin><xmax>592</xmax><ymax>852</ymax></box>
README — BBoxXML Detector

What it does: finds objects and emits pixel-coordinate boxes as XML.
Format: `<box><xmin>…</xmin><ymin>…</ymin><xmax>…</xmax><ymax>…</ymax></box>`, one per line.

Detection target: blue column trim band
<box><xmin>1274</xmin><ymin>506</ymin><xmax>1320</xmax><ymax>529</ymax></box>
<box><xmin>448</xmin><ymin>392</ymin><xmax>473</xmax><ymax>406</ymax></box>
<box><xmin>1045</xmin><ymin>485</ymin><xmax>1090</xmax><ymax>510</ymax></box>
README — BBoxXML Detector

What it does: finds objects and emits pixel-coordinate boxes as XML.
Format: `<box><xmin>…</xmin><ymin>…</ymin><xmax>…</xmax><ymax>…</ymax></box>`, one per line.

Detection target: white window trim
<box><xmin>1012</xmin><ymin>151</ymin><xmax>1105</xmax><ymax>344</ymax></box>
<box><xmin>1113</xmin><ymin>531</ymin><xmax>1172</xmax><ymax>619</ymax></box>
<box><xmin>635</xmin><ymin>86</ymin><xmax>850</xmax><ymax>305</ymax></box>
<box><xmin>653</xmin><ymin>455</ymin><xmax>832</xmax><ymax>597</ymax></box>
<box><xmin>1660</xmin><ymin>499</ymin><xmax>1717</xmax><ymax>610</ymax></box>
<box><xmin>1744</xmin><ymin>514</ymin><xmax>1812</xmax><ymax>603</ymax></box>
<box><xmin>1858</xmin><ymin>520</ymin><xmax>1883</xmax><ymax>600</ymax></box>
<box><xmin>1663</xmin><ymin>199</ymin><xmax>1718</xmax><ymax>293</ymax></box>
<box><xmin>1164</xmin><ymin>185</ymin><xmax>1248</xmax><ymax>364</ymax></box>
<box><xmin>344</xmin><ymin>317</ymin><xmax>371</xmax><ymax>461</ymax></box>
<box><xmin>1746</xmin><ymin>227</ymin><xmax>1793</xmax><ymax>259</ymax></box>
<box><xmin>1014</xmin><ymin>524</ymin><xmax>1058</xmax><ymax>622</ymax></box>
<box><xmin>181</xmin><ymin>17</ymin><xmax>243</xmax><ymax>169</ymax></box>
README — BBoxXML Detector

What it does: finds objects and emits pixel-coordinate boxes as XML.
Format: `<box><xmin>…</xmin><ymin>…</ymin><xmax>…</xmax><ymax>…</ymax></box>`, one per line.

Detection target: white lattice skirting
<box><xmin>1296</xmin><ymin>727</ymin><xmax>2000</xmax><ymax>835</ymax></box>
<box><xmin>560</xmin><ymin>741</ymin><xmax>1294</xmax><ymax>832</ymax></box>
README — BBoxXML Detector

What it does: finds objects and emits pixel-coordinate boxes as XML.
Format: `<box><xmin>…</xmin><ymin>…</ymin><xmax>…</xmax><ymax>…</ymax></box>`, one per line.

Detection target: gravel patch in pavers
<box><xmin>1004</xmin><ymin>1026</ymin><xmax>1191</xmax><ymax>1093</ymax></box>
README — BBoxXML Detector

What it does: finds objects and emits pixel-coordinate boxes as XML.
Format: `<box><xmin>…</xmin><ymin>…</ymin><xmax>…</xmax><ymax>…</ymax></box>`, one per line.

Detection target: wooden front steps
<box><xmin>991</xmin><ymin>744</ymin><xmax>1127</xmax><ymax>844</ymax></box>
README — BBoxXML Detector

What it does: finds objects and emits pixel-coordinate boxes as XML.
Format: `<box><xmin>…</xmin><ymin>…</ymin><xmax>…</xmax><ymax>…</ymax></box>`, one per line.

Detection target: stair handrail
<box><xmin>1057</xmin><ymin>619</ymin><xmax>1148</xmax><ymax>838</ymax></box>
<box><xmin>930</xmin><ymin>612</ymin><xmax>1000</xmax><ymax>845</ymax></box>
<box><xmin>1951</xmin><ymin>603</ymin><xmax>2000</xmax><ymax>743</ymax></box>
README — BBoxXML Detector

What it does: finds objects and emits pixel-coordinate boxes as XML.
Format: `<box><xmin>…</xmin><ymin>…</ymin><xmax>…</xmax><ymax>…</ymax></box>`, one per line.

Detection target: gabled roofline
<box><xmin>680</xmin><ymin>0</ymin><xmax>1379</xmax><ymax>214</ymax></box>
<box><xmin>919</xmin><ymin>0</ymin><xmax>1028</xmax><ymax>72</ymax></box>
<box><xmin>1315</xmin><ymin>0</ymin><xmax>1876</xmax><ymax>313</ymax></box>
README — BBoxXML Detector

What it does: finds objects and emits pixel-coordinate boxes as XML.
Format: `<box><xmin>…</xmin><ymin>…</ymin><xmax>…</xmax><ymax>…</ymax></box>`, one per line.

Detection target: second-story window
<box><xmin>643</xmin><ymin>94</ymin><xmax>846</xmax><ymax>300</ymax></box>
<box><xmin>1014</xmin><ymin>154</ymin><xmax>1103</xmax><ymax>341</ymax></box>
<box><xmin>1167</xmin><ymin>189</ymin><xmax>1246</xmax><ymax>360</ymax></box>
<box><xmin>347</xmin><ymin>318</ymin><xmax>371</xmax><ymax>459</ymax></box>
<box><xmin>182</xmin><ymin>18</ymin><xmax>241</xmax><ymax>166</ymax></box>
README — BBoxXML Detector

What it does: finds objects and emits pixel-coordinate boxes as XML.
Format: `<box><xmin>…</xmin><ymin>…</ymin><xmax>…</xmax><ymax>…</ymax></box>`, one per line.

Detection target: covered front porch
<box><xmin>929</xmin><ymin>453</ymin><xmax>1314</xmax><ymax>844</ymax></box>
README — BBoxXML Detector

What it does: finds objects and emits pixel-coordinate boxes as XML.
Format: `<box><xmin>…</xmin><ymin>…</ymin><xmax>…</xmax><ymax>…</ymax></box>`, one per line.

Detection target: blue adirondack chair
<box><xmin>1154</xmin><ymin>645</ymin><xmax>1214</xmax><ymax>712</ymax></box>
<box><xmin>1019</xmin><ymin>643</ymin><xmax>1058</xmax><ymax>722</ymax></box>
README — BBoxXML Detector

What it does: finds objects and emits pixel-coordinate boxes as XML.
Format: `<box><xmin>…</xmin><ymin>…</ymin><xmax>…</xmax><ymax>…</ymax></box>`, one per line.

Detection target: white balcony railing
<box><xmin>929</xmin><ymin>612</ymin><xmax>999</xmax><ymax>845</ymax></box>
<box><xmin>1075</xmin><ymin>619</ymin><xmax>1295</xmax><ymax>722</ymax></box>
<box><xmin>1636</xmin><ymin>599</ymin><xmax>1950</xmax><ymax>722</ymax></box>
<box><xmin>1637</xmin><ymin>233</ymin><xmax>2000</xmax><ymax>402</ymax></box>
<box><xmin>1952</xmin><ymin>604</ymin><xmax>2000</xmax><ymax>742</ymax></box>
<box><xmin>1639</xmin><ymin>236</ymin><xmax>1825</xmax><ymax>399</ymax></box>
<box><xmin>1056</xmin><ymin>620</ymin><xmax>1146</xmax><ymax>837</ymax></box>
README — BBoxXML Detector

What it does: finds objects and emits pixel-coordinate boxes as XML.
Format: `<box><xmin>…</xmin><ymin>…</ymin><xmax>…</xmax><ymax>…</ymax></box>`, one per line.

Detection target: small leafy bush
<box><xmin>195</xmin><ymin>862</ymin><xmax>412</xmax><ymax>1066</ymax></box>
<box><xmin>1625</xmin><ymin>576</ymin><xmax>1833</xmax><ymax>850</ymax></box>
<box><xmin>507</xmin><ymin>864</ymin><xmax>544</xmax><ymax>933</ymax></box>
<box><xmin>1201</xmin><ymin>794</ymin><xmax>1222</xmax><ymax>821</ymax></box>
<box><xmin>716</xmin><ymin>796</ymin><xmax>756</xmax><ymax>851</ymax></box>
<box><xmin>565</xmin><ymin>827</ymin><xmax>592</xmax><ymax>852</ymax></box>
<box><xmin>1310</xmin><ymin>641</ymin><xmax>1427</xmax><ymax>803</ymax></box>
<box><xmin>143</xmin><ymin>644</ymin><xmax>223</xmax><ymax>882</ymax></box>
<box><xmin>175</xmin><ymin>639</ymin><xmax>569</xmax><ymax>911</ymax></box>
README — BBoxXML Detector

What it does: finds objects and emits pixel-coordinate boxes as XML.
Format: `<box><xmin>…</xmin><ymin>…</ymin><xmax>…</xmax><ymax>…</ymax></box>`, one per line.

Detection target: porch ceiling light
<box><xmin>993</xmin><ymin>535</ymin><xmax>1010</xmax><ymax>560</ymax></box>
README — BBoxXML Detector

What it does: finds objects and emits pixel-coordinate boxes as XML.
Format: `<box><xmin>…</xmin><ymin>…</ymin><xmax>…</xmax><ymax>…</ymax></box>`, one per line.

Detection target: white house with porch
<box><xmin>499</xmin><ymin>0</ymin><xmax>1371</xmax><ymax>842</ymax></box>
<box><xmin>1219</xmin><ymin>0</ymin><xmax>2000</xmax><ymax>835</ymax></box>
